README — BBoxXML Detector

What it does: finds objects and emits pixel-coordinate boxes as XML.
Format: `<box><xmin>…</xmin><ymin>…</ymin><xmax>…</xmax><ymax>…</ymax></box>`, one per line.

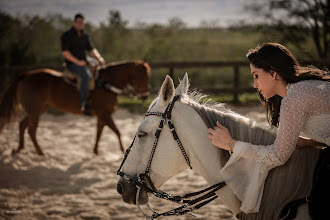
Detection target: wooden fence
<box><xmin>148</xmin><ymin>60</ymin><xmax>330</xmax><ymax>103</ymax></box>
<box><xmin>149</xmin><ymin>61</ymin><xmax>253</xmax><ymax>103</ymax></box>
<box><xmin>1</xmin><ymin>60</ymin><xmax>329</xmax><ymax>103</ymax></box>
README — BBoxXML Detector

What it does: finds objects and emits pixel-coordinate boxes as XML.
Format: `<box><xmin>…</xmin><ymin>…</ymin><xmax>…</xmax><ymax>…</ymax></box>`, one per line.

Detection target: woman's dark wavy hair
<box><xmin>247</xmin><ymin>42</ymin><xmax>330</xmax><ymax>127</ymax></box>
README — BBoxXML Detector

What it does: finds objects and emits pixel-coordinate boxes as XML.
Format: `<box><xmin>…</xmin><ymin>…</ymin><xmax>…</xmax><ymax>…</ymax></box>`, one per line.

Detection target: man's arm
<box><xmin>89</xmin><ymin>49</ymin><xmax>105</xmax><ymax>65</ymax></box>
<box><xmin>62</xmin><ymin>50</ymin><xmax>86</xmax><ymax>66</ymax></box>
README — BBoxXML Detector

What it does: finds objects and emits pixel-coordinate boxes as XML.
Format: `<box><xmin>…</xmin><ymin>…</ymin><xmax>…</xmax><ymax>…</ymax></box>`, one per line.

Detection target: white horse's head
<box><xmin>117</xmin><ymin>73</ymin><xmax>225</xmax><ymax>205</ymax></box>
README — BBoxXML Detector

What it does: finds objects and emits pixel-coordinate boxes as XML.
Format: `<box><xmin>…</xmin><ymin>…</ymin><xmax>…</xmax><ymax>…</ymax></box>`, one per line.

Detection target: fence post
<box><xmin>233</xmin><ymin>65</ymin><xmax>239</xmax><ymax>104</ymax></box>
<box><xmin>169</xmin><ymin>67</ymin><xmax>174</xmax><ymax>79</ymax></box>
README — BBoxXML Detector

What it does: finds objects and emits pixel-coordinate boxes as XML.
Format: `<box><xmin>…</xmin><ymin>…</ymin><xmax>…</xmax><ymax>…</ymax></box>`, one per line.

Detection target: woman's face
<box><xmin>250</xmin><ymin>64</ymin><xmax>278</xmax><ymax>99</ymax></box>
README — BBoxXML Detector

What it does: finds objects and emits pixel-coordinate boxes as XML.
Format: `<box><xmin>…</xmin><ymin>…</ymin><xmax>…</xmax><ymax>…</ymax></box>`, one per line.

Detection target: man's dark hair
<box><xmin>74</xmin><ymin>13</ymin><xmax>84</xmax><ymax>21</ymax></box>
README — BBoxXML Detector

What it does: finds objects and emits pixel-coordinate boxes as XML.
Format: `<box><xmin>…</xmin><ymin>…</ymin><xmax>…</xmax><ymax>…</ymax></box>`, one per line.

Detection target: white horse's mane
<box><xmin>184</xmin><ymin>91</ymin><xmax>276</xmax><ymax>154</ymax></box>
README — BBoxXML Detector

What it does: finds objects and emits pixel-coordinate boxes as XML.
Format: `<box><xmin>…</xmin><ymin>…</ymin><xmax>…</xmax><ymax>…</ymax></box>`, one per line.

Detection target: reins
<box><xmin>95</xmin><ymin>78</ymin><xmax>123</xmax><ymax>95</ymax></box>
<box><xmin>95</xmin><ymin>75</ymin><xmax>149</xmax><ymax>99</ymax></box>
<box><xmin>117</xmin><ymin>95</ymin><xmax>226</xmax><ymax>219</ymax></box>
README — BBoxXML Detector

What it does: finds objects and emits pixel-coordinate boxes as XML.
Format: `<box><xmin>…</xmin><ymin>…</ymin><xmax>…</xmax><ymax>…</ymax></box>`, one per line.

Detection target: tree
<box><xmin>108</xmin><ymin>10</ymin><xmax>128</xmax><ymax>28</ymax></box>
<box><xmin>246</xmin><ymin>0</ymin><xmax>330</xmax><ymax>59</ymax></box>
<box><xmin>97</xmin><ymin>10</ymin><xmax>131</xmax><ymax>61</ymax></box>
<box><xmin>168</xmin><ymin>17</ymin><xmax>186</xmax><ymax>30</ymax></box>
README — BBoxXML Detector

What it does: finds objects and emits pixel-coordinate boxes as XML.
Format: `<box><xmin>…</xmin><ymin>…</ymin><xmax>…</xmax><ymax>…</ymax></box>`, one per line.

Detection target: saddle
<box><xmin>62</xmin><ymin>63</ymin><xmax>100</xmax><ymax>91</ymax></box>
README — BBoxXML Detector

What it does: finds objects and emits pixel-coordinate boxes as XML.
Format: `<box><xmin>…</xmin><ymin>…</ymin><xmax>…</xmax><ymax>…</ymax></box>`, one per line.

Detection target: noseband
<box><xmin>117</xmin><ymin>95</ymin><xmax>226</xmax><ymax>219</ymax></box>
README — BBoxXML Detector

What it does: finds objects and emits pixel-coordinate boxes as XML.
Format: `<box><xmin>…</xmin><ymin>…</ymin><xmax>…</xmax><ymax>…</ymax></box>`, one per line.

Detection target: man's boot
<box><xmin>81</xmin><ymin>101</ymin><xmax>92</xmax><ymax>116</ymax></box>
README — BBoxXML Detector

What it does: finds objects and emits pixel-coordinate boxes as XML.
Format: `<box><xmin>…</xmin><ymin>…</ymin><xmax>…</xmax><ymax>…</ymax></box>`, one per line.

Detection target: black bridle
<box><xmin>117</xmin><ymin>95</ymin><xmax>226</xmax><ymax>219</ymax></box>
<box><xmin>95</xmin><ymin>78</ymin><xmax>150</xmax><ymax>98</ymax></box>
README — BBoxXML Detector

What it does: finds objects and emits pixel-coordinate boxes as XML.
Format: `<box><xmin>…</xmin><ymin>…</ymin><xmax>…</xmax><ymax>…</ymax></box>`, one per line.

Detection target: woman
<box><xmin>208</xmin><ymin>43</ymin><xmax>330</xmax><ymax>217</ymax></box>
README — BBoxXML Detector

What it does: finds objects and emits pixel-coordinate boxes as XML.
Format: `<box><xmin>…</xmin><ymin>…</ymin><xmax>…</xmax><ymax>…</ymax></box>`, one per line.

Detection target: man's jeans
<box><xmin>67</xmin><ymin>64</ymin><xmax>92</xmax><ymax>107</ymax></box>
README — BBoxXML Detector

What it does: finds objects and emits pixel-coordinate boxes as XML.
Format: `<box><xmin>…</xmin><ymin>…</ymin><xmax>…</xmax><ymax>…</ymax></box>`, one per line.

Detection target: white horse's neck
<box><xmin>172</xmin><ymin>101</ymin><xmax>241</xmax><ymax>214</ymax></box>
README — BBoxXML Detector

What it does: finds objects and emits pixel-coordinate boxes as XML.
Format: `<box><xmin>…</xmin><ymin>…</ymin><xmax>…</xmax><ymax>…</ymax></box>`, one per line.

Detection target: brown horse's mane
<box><xmin>25</xmin><ymin>68</ymin><xmax>63</xmax><ymax>77</ymax></box>
<box><xmin>105</xmin><ymin>60</ymin><xmax>151</xmax><ymax>77</ymax></box>
<box><xmin>107</xmin><ymin>60</ymin><xmax>144</xmax><ymax>66</ymax></box>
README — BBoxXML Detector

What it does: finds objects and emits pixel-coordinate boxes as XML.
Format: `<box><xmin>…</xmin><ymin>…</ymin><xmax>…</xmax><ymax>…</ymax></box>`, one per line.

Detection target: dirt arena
<box><xmin>0</xmin><ymin>105</ymin><xmax>267</xmax><ymax>220</ymax></box>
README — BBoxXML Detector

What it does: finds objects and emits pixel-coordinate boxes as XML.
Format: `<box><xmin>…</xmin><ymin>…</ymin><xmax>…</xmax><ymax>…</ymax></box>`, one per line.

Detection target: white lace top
<box><xmin>219</xmin><ymin>80</ymin><xmax>330</xmax><ymax>213</ymax></box>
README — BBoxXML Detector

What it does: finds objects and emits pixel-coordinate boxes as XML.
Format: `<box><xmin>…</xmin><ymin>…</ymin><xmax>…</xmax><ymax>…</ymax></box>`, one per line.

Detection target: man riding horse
<box><xmin>61</xmin><ymin>13</ymin><xmax>105</xmax><ymax>115</ymax></box>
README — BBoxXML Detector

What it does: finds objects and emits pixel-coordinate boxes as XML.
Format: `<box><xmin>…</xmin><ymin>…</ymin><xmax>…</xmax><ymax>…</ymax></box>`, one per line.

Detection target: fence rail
<box><xmin>148</xmin><ymin>60</ymin><xmax>330</xmax><ymax>103</ymax></box>
<box><xmin>148</xmin><ymin>61</ymin><xmax>252</xmax><ymax>103</ymax></box>
<box><xmin>1</xmin><ymin>60</ymin><xmax>329</xmax><ymax>103</ymax></box>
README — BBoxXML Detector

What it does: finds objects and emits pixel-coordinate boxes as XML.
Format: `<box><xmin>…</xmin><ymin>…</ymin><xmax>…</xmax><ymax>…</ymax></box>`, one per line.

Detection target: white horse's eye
<box><xmin>138</xmin><ymin>131</ymin><xmax>148</xmax><ymax>138</ymax></box>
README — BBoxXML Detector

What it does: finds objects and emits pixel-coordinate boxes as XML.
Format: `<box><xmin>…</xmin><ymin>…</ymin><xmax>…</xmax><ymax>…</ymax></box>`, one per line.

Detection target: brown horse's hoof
<box><xmin>12</xmin><ymin>148</ymin><xmax>23</xmax><ymax>155</ymax></box>
<box><xmin>11</xmin><ymin>149</ymin><xmax>18</xmax><ymax>155</ymax></box>
<box><xmin>93</xmin><ymin>149</ymin><xmax>98</xmax><ymax>155</ymax></box>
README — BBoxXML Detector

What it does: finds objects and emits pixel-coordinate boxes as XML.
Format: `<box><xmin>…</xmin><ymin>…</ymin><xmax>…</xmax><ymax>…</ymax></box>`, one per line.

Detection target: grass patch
<box><xmin>238</xmin><ymin>93</ymin><xmax>261</xmax><ymax>105</ymax></box>
<box><xmin>118</xmin><ymin>92</ymin><xmax>261</xmax><ymax>114</ymax></box>
<box><xmin>118</xmin><ymin>95</ymin><xmax>156</xmax><ymax>114</ymax></box>
<box><xmin>47</xmin><ymin>107</ymin><xmax>65</xmax><ymax>116</ymax></box>
<box><xmin>196</xmin><ymin>92</ymin><xmax>260</xmax><ymax>105</ymax></box>
<box><xmin>47</xmin><ymin>93</ymin><xmax>260</xmax><ymax>116</ymax></box>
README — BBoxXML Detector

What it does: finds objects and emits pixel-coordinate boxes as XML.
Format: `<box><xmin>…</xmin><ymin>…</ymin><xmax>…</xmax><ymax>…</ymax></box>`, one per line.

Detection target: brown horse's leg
<box><xmin>27</xmin><ymin>116</ymin><xmax>44</xmax><ymax>155</ymax></box>
<box><xmin>103</xmin><ymin>115</ymin><xmax>124</xmax><ymax>153</ymax></box>
<box><xmin>17</xmin><ymin>117</ymin><xmax>28</xmax><ymax>153</ymax></box>
<box><xmin>94</xmin><ymin>118</ymin><xmax>105</xmax><ymax>155</ymax></box>
<box><xmin>12</xmin><ymin>116</ymin><xmax>29</xmax><ymax>155</ymax></box>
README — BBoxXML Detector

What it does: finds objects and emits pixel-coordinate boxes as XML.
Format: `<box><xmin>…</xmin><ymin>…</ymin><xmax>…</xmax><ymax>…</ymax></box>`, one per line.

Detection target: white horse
<box><xmin>117</xmin><ymin>74</ymin><xmax>320</xmax><ymax>220</ymax></box>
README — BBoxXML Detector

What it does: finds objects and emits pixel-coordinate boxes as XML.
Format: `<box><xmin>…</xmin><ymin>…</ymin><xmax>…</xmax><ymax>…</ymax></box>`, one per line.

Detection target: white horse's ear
<box><xmin>159</xmin><ymin>75</ymin><xmax>175</xmax><ymax>106</ymax></box>
<box><xmin>175</xmin><ymin>72</ymin><xmax>189</xmax><ymax>95</ymax></box>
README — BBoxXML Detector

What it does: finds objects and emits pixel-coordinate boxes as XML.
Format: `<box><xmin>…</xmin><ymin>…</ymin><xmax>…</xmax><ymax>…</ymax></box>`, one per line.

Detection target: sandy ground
<box><xmin>0</xmin><ymin>105</ymin><xmax>267</xmax><ymax>220</ymax></box>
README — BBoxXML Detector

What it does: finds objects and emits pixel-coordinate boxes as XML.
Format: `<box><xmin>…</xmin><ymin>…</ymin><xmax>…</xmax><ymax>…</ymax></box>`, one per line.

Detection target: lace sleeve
<box><xmin>251</xmin><ymin>92</ymin><xmax>312</xmax><ymax>171</ymax></box>
<box><xmin>219</xmin><ymin>82</ymin><xmax>320</xmax><ymax>213</ymax></box>
<box><xmin>275</xmin><ymin>97</ymin><xmax>312</xmax><ymax>159</ymax></box>
<box><xmin>219</xmin><ymin>97</ymin><xmax>312</xmax><ymax>213</ymax></box>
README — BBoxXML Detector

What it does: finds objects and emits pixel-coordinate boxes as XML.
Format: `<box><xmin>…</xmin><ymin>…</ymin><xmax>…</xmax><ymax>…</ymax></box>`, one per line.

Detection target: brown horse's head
<box><xmin>99</xmin><ymin>61</ymin><xmax>151</xmax><ymax>101</ymax></box>
<box><xmin>129</xmin><ymin>61</ymin><xmax>151</xmax><ymax>101</ymax></box>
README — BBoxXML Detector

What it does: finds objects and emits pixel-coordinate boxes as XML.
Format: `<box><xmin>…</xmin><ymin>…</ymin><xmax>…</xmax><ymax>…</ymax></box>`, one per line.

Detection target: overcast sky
<box><xmin>0</xmin><ymin>0</ymin><xmax>258</xmax><ymax>27</ymax></box>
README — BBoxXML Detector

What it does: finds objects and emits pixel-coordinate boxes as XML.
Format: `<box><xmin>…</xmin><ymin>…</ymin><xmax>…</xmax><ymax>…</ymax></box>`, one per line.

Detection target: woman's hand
<box><xmin>208</xmin><ymin>121</ymin><xmax>236</xmax><ymax>152</ymax></box>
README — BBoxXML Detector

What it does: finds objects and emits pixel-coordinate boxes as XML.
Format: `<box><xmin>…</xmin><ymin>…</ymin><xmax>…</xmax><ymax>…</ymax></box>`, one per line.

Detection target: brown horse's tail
<box><xmin>0</xmin><ymin>74</ymin><xmax>25</xmax><ymax>132</ymax></box>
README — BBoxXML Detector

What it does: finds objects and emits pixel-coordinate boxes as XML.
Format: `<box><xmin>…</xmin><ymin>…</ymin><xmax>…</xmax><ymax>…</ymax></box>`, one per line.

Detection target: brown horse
<box><xmin>0</xmin><ymin>60</ymin><xmax>151</xmax><ymax>155</ymax></box>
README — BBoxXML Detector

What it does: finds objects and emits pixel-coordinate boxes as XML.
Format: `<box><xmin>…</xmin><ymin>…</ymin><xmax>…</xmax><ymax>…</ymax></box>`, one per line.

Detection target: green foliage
<box><xmin>0</xmin><ymin>10</ymin><xmax>321</xmax><ymax>101</ymax></box>
<box><xmin>0</xmin><ymin>10</ymin><xmax>318</xmax><ymax>67</ymax></box>
<box><xmin>245</xmin><ymin>0</ymin><xmax>330</xmax><ymax>59</ymax></box>
<box><xmin>0</xmin><ymin>11</ymin><xmax>72</xmax><ymax>66</ymax></box>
